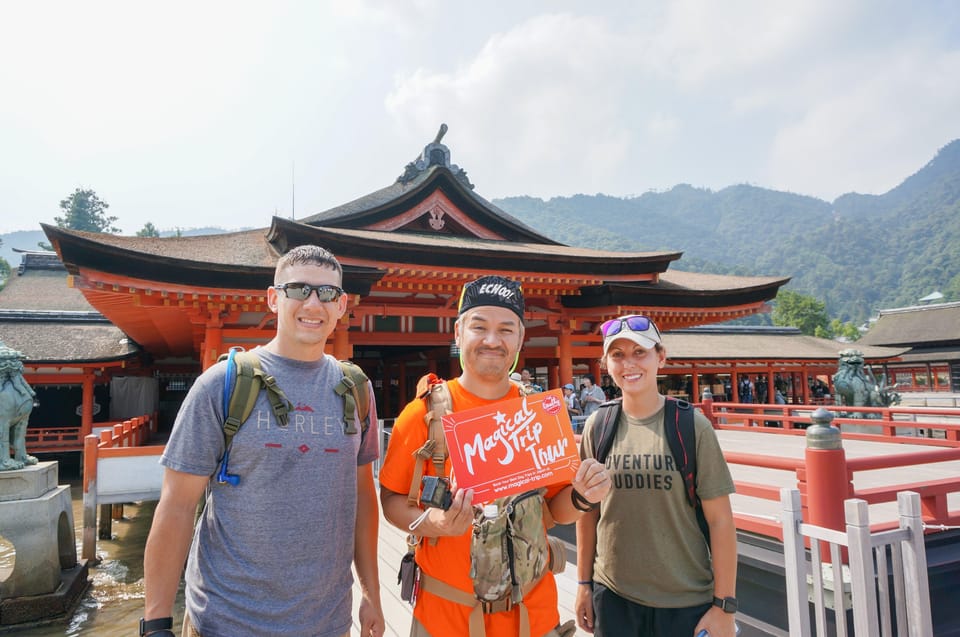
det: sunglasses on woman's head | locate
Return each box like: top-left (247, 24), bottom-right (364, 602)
top-left (600, 315), bottom-right (660, 339)
top-left (273, 282), bottom-right (344, 302)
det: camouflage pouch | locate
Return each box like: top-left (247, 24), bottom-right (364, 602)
top-left (470, 488), bottom-right (549, 603)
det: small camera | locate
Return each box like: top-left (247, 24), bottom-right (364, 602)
top-left (420, 476), bottom-right (452, 510)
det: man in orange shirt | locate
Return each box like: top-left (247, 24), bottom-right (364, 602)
top-left (379, 275), bottom-right (610, 637)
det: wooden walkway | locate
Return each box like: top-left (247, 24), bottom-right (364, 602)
top-left (350, 428), bottom-right (960, 636)
top-left (349, 507), bottom-right (589, 637)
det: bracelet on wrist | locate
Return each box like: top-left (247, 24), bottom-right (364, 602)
top-left (571, 487), bottom-right (598, 512)
top-left (577, 580), bottom-right (593, 586)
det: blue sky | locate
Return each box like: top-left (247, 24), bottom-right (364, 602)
top-left (1, 1), bottom-right (958, 234)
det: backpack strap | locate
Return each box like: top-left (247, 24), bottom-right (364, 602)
top-left (588, 396), bottom-right (711, 546)
top-left (222, 350), bottom-right (293, 448)
top-left (417, 571), bottom-right (540, 637)
top-left (663, 397), bottom-right (711, 547)
top-left (334, 360), bottom-right (370, 435)
top-left (407, 373), bottom-right (452, 508)
top-left (589, 398), bottom-right (623, 465)
top-left (213, 348), bottom-right (293, 487)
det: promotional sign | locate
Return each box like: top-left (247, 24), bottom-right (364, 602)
top-left (442, 388), bottom-right (580, 503)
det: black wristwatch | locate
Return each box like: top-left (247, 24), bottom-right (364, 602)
top-left (139, 617), bottom-right (173, 636)
top-left (713, 596), bottom-right (738, 613)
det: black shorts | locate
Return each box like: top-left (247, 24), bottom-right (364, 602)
top-left (593, 581), bottom-right (712, 637)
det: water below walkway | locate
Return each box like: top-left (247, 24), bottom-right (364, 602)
top-left (0, 457), bottom-right (185, 636)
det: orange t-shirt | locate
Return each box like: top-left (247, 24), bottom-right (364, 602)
top-left (379, 379), bottom-right (566, 637)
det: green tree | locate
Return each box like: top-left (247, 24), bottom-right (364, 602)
top-left (829, 318), bottom-right (861, 341)
top-left (136, 222), bottom-right (160, 237)
top-left (55, 188), bottom-right (119, 234)
top-left (771, 289), bottom-right (830, 336)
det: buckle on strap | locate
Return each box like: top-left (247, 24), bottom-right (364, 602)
top-left (481, 597), bottom-right (513, 614)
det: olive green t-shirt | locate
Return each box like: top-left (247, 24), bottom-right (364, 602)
top-left (581, 403), bottom-right (734, 607)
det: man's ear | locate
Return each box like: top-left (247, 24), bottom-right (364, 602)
top-left (266, 286), bottom-right (279, 313)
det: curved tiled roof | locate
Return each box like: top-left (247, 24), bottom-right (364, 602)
top-left (44, 225), bottom-right (279, 268)
top-left (663, 327), bottom-right (906, 361)
top-left (271, 219), bottom-right (678, 265)
top-left (0, 268), bottom-right (95, 312)
top-left (0, 317), bottom-right (139, 363)
top-left (300, 164), bottom-right (557, 244)
top-left (657, 270), bottom-right (788, 293)
top-left (859, 302), bottom-right (960, 347)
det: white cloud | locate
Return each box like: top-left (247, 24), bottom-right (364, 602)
top-left (1, 2), bottom-right (958, 232)
top-left (645, 0), bottom-right (850, 87)
top-left (386, 13), bottom-right (636, 197)
top-left (768, 46), bottom-right (960, 198)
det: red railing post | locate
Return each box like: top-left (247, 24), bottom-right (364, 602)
top-left (803, 407), bottom-right (852, 559)
top-left (881, 408), bottom-right (896, 437)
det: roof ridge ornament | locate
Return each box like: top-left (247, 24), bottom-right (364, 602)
top-left (397, 123), bottom-right (474, 190)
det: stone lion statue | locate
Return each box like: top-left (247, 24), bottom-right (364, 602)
top-left (832, 348), bottom-right (900, 418)
top-left (0, 341), bottom-right (38, 471)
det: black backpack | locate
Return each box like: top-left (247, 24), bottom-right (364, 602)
top-left (589, 397), bottom-right (711, 547)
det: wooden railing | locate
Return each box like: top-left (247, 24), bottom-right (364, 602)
top-left (81, 414), bottom-right (164, 561)
top-left (695, 399), bottom-right (960, 541)
top-left (702, 400), bottom-right (960, 446)
top-left (24, 426), bottom-right (85, 452)
top-left (27, 414), bottom-right (160, 453)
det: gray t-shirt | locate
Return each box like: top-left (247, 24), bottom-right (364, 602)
top-left (581, 385), bottom-right (606, 417)
top-left (161, 349), bottom-right (379, 637)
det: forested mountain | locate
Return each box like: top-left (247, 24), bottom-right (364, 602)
top-left (5, 142), bottom-right (958, 325)
top-left (495, 139), bottom-right (960, 324)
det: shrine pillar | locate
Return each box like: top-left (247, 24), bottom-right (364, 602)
top-left (590, 361), bottom-right (602, 386)
top-left (548, 366), bottom-right (559, 392)
top-left (333, 320), bottom-right (351, 360)
top-left (203, 322), bottom-right (223, 371)
top-left (558, 325), bottom-right (573, 384)
top-left (81, 371), bottom-right (95, 438)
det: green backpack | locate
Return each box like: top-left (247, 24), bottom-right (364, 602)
top-left (215, 347), bottom-right (371, 486)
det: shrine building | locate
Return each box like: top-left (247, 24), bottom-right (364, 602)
top-left (10, 128), bottom-right (908, 441)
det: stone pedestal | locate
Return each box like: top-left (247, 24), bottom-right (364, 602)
top-left (0, 461), bottom-right (88, 626)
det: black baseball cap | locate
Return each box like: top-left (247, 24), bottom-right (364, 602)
top-left (457, 275), bottom-right (524, 320)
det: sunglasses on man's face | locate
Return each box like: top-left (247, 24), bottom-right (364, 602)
top-left (600, 315), bottom-right (660, 339)
top-left (273, 282), bottom-right (344, 303)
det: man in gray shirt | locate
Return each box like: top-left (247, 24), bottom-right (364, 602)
top-left (580, 374), bottom-right (607, 417)
top-left (142, 245), bottom-right (383, 637)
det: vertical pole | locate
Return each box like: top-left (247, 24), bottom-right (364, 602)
top-left (781, 488), bottom-right (811, 637)
top-left (701, 388), bottom-right (716, 427)
top-left (82, 434), bottom-right (99, 562)
top-left (899, 491), bottom-right (933, 637)
top-left (845, 498), bottom-right (878, 636)
top-left (804, 408), bottom-right (851, 558)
